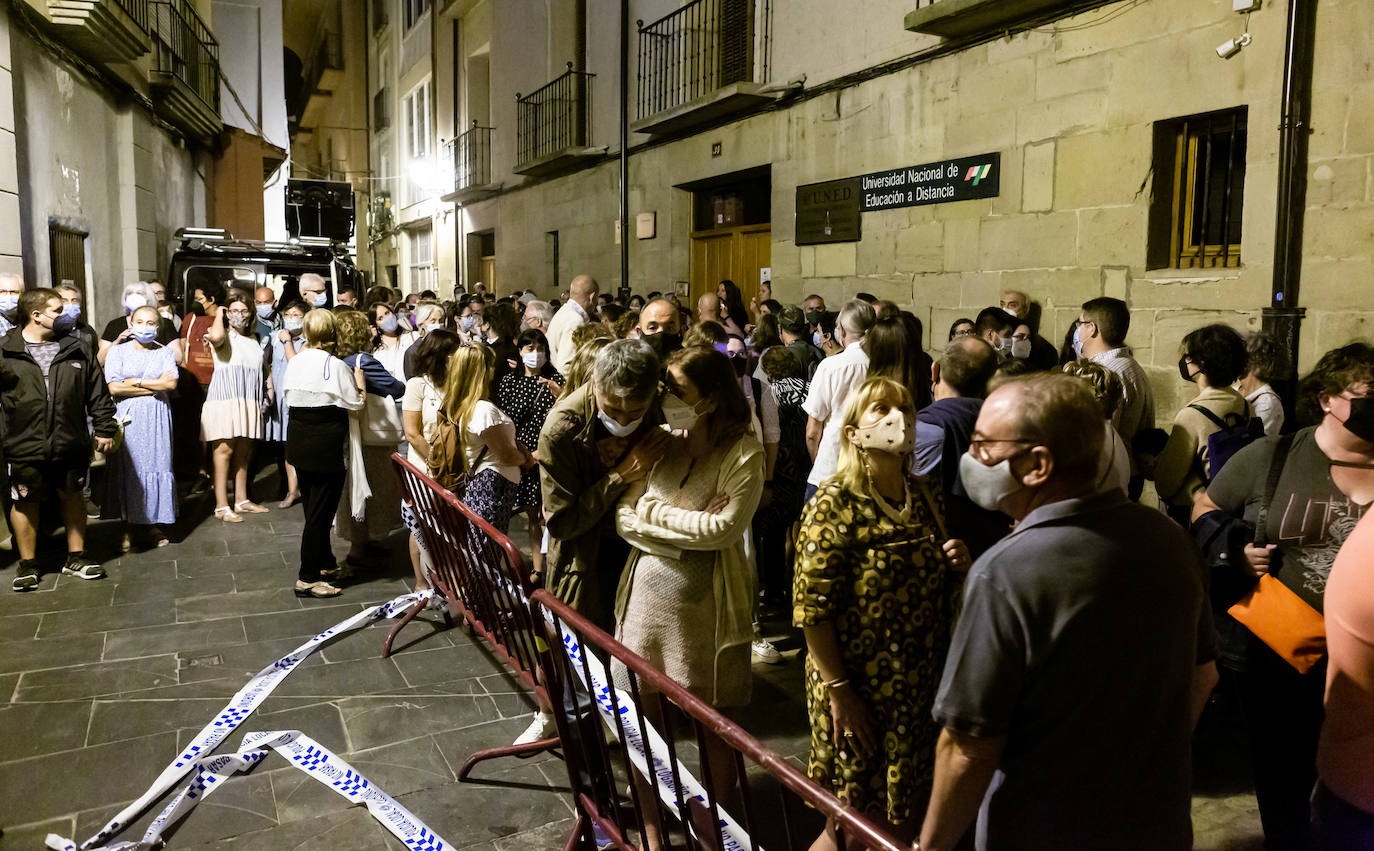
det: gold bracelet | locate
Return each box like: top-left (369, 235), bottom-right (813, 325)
top-left (823, 677), bottom-right (849, 691)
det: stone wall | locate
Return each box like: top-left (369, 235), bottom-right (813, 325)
top-left (462, 0), bottom-right (1374, 424)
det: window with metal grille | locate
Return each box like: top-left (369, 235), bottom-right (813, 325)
top-left (408, 224), bottom-right (434, 293)
top-left (402, 0), bottom-right (428, 31)
top-left (1148, 107), bottom-right (1247, 270)
top-left (49, 224), bottom-right (89, 301)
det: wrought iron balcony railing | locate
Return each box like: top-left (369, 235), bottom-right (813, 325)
top-left (636, 0), bottom-right (771, 121)
top-left (515, 64), bottom-right (595, 171)
top-left (447, 122), bottom-right (493, 195)
top-left (149, 0), bottom-right (221, 137)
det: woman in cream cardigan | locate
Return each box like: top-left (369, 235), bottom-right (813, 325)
top-left (614, 345), bottom-right (764, 841)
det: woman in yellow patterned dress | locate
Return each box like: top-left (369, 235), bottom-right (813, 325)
top-left (794, 376), bottom-right (971, 848)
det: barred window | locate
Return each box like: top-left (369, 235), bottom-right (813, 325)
top-left (1148, 107), bottom-right (1247, 270)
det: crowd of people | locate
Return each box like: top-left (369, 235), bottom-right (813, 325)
top-left (0, 268), bottom-right (1369, 849)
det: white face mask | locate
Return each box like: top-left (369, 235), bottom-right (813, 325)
top-left (662, 395), bottom-right (698, 431)
top-left (958, 452), bottom-right (1025, 514)
top-left (124, 294), bottom-right (148, 313)
top-left (852, 408), bottom-right (915, 455)
top-left (522, 351), bottom-right (547, 370)
top-left (1011, 338), bottom-right (1032, 360)
top-left (597, 409), bottom-right (643, 438)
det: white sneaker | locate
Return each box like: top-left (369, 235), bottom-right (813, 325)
top-left (512, 710), bottom-right (558, 746)
top-left (752, 638), bottom-right (784, 665)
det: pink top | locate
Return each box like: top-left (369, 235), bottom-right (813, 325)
top-left (1318, 509), bottom-right (1374, 814)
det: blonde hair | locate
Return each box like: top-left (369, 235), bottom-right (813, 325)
top-left (565, 336), bottom-right (613, 394)
top-left (440, 344), bottom-right (495, 474)
top-left (301, 307), bottom-right (338, 355)
top-left (333, 309), bottom-right (373, 359)
top-left (829, 376), bottom-right (916, 500)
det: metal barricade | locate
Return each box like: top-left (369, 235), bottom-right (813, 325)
top-left (531, 588), bottom-right (907, 851)
top-left (389, 454), bottom-right (559, 778)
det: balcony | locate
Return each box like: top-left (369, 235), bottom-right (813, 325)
top-left (46, 0), bottom-right (152, 63)
top-left (514, 64), bottom-right (602, 177)
top-left (441, 123), bottom-right (500, 204)
top-left (373, 88), bottom-right (391, 132)
top-left (632, 0), bottom-right (775, 138)
top-left (296, 7), bottom-right (344, 131)
top-left (149, 0), bottom-right (222, 141)
top-left (904, 0), bottom-right (1095, 39)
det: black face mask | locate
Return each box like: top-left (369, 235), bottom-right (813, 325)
top-left (641, 331), bottom-right (682, 360)
top-left (1340, 396), bottom-right (1374, 443)
top-left (189, 301), bottom-right (206, 317)
top-left (1178, 356), bottom-right (1197, 383)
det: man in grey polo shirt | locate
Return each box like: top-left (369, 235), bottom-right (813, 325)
top-left (919, 373), bottom-right (1218, 851)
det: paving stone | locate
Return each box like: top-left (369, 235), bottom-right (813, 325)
top-left (0, 701), bottom-right (93, 759)
top-left (0, 815), bottom-right (76, 850)
top-left (491, 817), bottom-right (579, 851)
top-left (14, 655), bottom-right (179, 701)
top-left (0, 730), bottom-right (179, 825)
top-left (319, 619), bottom-right (454, 663)
top-left (110, 571), bottom-right (235, 605)
top-left (102, 616), bottom-right (247, 661)
top-left (241, 602), bottom-right (367, 643)
top-left (86, 697), bottom-right (230, 746)
top-left (391, 642), bottom-right (506, 689)
top-left (338, 692), bottom-right (504, 751)
top-left (0, 632), bottom-right (105, 674)
top-left (172, 635), bottom-right (306, 684)
top-left (176, 552), bottom-right (287, 580)
top-left (37, 600), bottom-right (177, 639)
top-left (187, 805), bottom-right (396, 850)
top-left (389, 760), bottom-right (570, 848)
top-left (269, 734), bottom-right (455, 826)
top-left (176, 587), bottom-right (302, 622)
top-left (0, 612), bottom-right (39, 643)
top-left (0, 581), bottom-right (117, 615)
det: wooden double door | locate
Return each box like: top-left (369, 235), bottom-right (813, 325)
top-left (688, 224), bottom-right (770, 314)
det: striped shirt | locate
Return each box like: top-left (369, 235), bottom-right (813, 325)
top-left (1091, 346), bottom-right (1155, 443)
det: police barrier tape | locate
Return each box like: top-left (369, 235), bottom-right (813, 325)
top-left (46, 731), bottom-right (450, 851)
top-left (46, 590), bottom-right (433, 851)
top-left (548, 614), bottom-right (756, 851)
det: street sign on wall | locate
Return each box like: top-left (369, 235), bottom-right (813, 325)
top-left (859, 152), bottom-right (1000, 212)
top-left (795, 177), bottom-right (862, 245)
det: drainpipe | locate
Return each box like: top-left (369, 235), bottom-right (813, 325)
top-left (1264, 0), bottom-right (1318, 421)
top-left (365, 0), bottom-right (377, 286)
top-left (618, 0), bottom-right (629, 299)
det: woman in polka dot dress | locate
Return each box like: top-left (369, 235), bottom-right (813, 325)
top-left (793, 376), bottom-right (971, 849)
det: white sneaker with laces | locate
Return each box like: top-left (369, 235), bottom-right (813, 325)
top-left (751, 637), bottom-right (783, 665)
top-left (512, 710), bottom-right (558, 746)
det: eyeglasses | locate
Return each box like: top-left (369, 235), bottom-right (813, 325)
top-left (970, 437), bottom-right (1039, 462)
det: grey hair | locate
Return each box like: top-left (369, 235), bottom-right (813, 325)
top-left (524, 299), bottom-right (554, 327)
top-left (838, 299), bottom-right (876, 340)
top-left (299, 272), bottom-right (326, 289)
top-left (592, 338), bottom-right (661, 401)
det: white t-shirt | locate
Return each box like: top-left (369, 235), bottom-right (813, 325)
top-left (465, 399), bottom-right (521, 484)
top-left (546, 300), bottom-right (589, 375)
top-left (802, 341), bottom-right (870, 487)
top-left (373, 332), bottom-right (418, 382)
top-left (1245, 383), bottom-right (1285, 436)
top-left (402, 376), bottom-right (443, 471)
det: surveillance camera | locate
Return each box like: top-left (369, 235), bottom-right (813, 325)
top-left (1216, 32), bottom-right (1252, 59)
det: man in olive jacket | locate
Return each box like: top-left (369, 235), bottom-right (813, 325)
top-left (2, 287), bottom-right (118, 590)
top-left (538, 338), bottom-right (667, 633)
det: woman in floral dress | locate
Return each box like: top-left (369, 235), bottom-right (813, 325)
top-left (103, 306), bottom-right (178, 549)
top-left (793, 376), bottom-right (970, 849)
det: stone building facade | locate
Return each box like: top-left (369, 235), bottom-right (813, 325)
top-left (381, 0), bottom-right (1372, 417)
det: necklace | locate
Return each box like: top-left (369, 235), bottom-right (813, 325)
top-left (865, 453), bottom-right (913, 524)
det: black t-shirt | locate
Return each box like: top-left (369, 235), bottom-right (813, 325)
top-left (933, 491), bottom-right (1211, 851)
top-left (1209, 426), bottom-right (1370, 613)
top-left (101, 315), bottom-right (179, 347)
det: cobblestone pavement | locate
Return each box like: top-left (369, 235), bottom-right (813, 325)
top-left (0, 482), bottom-right (1264, 849)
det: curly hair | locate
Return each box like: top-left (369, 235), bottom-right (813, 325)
top-left (1181, 324), bottom-right (1248, 387)
top-left (1297, 342), bottom-right (1374, 424)
top-left (1244, 330), bottom-right (1291, 384)
top-left (1062, 358), bottom-right (1123, 420)
top-left (333, 309), bottom-right (374, 359)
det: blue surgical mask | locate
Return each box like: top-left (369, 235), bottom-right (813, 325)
top-left (62, 303), bottom-right (81, 319)
top-left (131, 326), bottom-right (158, 344)
top-left (460, 314), bottom-right (476, 331)
top-left (379, 314), bottom-right (399, 334)
top-left (0, 294), bottom-right (17, 313)
top-left (310, 292), bottom-right (327, 308)
top-left (1072, 326), bottom-right (1085, 358)
top-left (284, 317), bottom-right (303, 332)
top-left (256, 303), bottom-right (274, 319)
top-left (812, 331), bottom-right (824, 347)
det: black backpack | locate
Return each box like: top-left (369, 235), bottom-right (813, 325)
top-left (1188, 402), bottom-right (1265, 482)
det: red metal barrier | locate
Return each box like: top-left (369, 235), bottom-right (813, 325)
top-left (530, 588), bottom-right (908, 851)
top-left (389, 454), bottom-right (559, 779)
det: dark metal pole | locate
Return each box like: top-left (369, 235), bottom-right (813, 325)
top-left (618, 0), bottom-right (630, 300)
top-left (1264, 0), bottom-right (1318, 421)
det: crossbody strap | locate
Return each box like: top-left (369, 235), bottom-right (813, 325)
top-left (1253, 433), bottom-right (1295, 548)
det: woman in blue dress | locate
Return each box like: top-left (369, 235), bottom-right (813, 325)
top-left (103, 306), bottom-right (179, 549)
top-left (264, 300), bottom-right (307, 507)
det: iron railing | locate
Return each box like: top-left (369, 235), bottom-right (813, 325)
top-left (115, 0), bottom-right (152, 33)
top-left (516, 63), bottom-right (595, 169)
top-left (150, 0), bottom-right (220, 115)
top-left (373, 88), bottom-right (391, 131)
top-left (636, 0), bottom-right (771, 120)
top-left (299, 5), bottom-right (344, 107)
top-left (446, 122), bottom-right (493, 194)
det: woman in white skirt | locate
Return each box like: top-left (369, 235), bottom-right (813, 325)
top-left (201, 290), bottom-right (267, 522)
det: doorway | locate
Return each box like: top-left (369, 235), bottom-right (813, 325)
top-left (686, 168), bottom-right (770, 317)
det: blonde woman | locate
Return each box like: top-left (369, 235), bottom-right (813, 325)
top-left (435, 344), bottom-right (532, 532)
top-left (794, 376), bottom-right (970, 848)
top-left (282, 309), bottom-right (364, 597)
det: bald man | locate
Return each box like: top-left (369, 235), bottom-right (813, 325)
top-left (254, 286), bottom-right (281, 340)
top-left (636, 298), bottom-right (683, 360)
top-left (547, 274), bottom-right (599, 374)
top-left (1000, 289), bottom-right (1058, 369)
top-left (697, 293), bottom-right (722, 326)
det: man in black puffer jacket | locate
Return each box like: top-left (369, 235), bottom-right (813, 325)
top-left (1, 287), bottom-right (117, 590)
